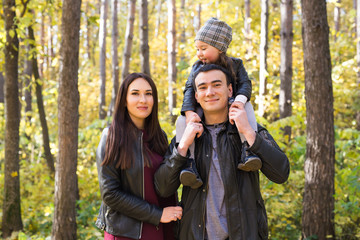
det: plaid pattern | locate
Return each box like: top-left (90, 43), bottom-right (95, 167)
top-left (195, 17), bottom-right (232, 52)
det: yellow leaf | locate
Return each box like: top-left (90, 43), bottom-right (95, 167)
top-left (11, 171), bottom-right (18, 177)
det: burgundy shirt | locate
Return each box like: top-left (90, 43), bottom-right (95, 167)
top-left (104, 132), bottom-right (175, 240)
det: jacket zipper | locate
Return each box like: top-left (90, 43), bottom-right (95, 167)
top-left (202, 128), bottom-right (213, 240)
top-left (138, 132), bottom-right (144, 239)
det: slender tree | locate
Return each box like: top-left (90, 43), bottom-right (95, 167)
top-left (301, 0), bottom-right (335, 239)
top-left (244, 0), bottom-right (251, 54)
top-left (334, 0), bottom-right (341, 41)
top-left (2, 0), bottom-right (23, 237)
top-left (108, 0), bottom-right (119, 117)
top-left (24, 43), bottom-right (33, 121)
top-left (167, 0), bottom-right (176, 122)
top-left (155, 0), bottom-right (162, 37)
top-left (51, 0), bottom-right (81, 238)
top-left (121, 0), bottom-right (136, 81)
top-left (0, 72), bottom-right (4, 103)
top-left (99, 0), bottom-right (108, 119)
top-left (140, 0), bottom-right (150, 76)
top-left (356, 0), bottom-right (360, 130)
top-left (28, 25), bottom-right (55, 173)
top-left (258, 0), bottom-right (269, 117)
top-left (196, 3), bottom-right (201, 31)
top-left (279, 0), bottom-right (293, 139)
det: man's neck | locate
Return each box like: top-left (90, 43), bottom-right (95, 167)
top-left (204, 109), bottom-right (229, 125)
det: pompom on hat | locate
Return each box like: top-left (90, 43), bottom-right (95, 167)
top-left (195, 17), bottom-right (232, 53)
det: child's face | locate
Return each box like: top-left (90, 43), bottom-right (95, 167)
top-left (195, 40), bottom-right (222, 64)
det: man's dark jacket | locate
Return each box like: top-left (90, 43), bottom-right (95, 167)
top-left (154, 123), bottom-right (290, 240)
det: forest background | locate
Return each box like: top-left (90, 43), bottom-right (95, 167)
top-left (0, 0), bottom-right (359, 239)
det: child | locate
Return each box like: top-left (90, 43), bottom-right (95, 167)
top-left (176, 17), bottom-right (261, 189)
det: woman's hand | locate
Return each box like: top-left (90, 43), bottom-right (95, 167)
top-left (160, 206), bottom-right (183, 223)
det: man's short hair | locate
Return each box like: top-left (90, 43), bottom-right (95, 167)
top-left (192, 64), bottom-right (233, 91)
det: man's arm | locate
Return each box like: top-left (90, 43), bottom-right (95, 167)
top-left (154, 137), bottom-right (188, 198)
top-left (250, 127), bottom-right (290, 184)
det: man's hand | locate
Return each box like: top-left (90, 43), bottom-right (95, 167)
top-left (229, 103), bottom-right (256, 146)
top-left (229, 101), bottom-right (245, 125)
top-left (177, 115), bottom-right (203, 157)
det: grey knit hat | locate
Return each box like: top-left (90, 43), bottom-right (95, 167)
top-left (195, 17), bottom-right (232, 52)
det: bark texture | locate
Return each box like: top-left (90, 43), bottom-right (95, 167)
top-left (279, 0), bottom-right (293, 138)
top-left (99, 0), bottom-right (108, 119)
top-left (2, 0), bottom-right (23, 237)
top-left (108, 0), bottom-right (119, 117)
top-left (121, 0), bottom-right (136, 81)
top-left (167, 0), bottom-right (176, 122)
top-left (51, 0), bottom-right (81, 238)
top-left (140, 0), bottom-right (150, 76)
top-left (301, 0), bottom-right (335, 239)
top-left (258, 0), bottom-right (269, 117)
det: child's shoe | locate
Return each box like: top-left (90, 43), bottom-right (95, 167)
top-left (237, 141), bottom-right (262, 171)
top-left (180, 158), bottom-right (203, 189)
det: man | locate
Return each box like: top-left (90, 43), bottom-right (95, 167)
top-left (155, 64), bottom-right (290, 240)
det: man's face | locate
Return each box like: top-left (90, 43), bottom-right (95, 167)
top-left (195, 69), bottom-right (233, 115)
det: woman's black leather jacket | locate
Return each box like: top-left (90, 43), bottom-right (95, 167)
top-left (95, 128), bottom-right (163, 239)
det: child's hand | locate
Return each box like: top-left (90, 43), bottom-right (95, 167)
top-left (229, 101), bottom-right (245, 124)
top-left (185, 111), bottom-right (200, 124)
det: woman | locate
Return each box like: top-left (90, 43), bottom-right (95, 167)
top-left (95, 73), bottom-right (182, 240)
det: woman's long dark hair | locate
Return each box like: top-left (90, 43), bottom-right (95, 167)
top-left (102, 73), bottom-right (168, 169)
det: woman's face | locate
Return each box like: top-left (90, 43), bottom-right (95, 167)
top-left (126, 78), bottom-right (154, 129)
top-left (195, 40), bottom-right (222, 64)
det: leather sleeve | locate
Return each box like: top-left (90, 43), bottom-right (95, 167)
top-left (249, 127), bottom-right (290, 184)
top-left (233, 58), bottom-right (252, 101)
top-left (181, 61), bottom-right (202, 114)
top-left (96, 128), bottom-right (163, 226)
top-left (154, 137), bottom-right (188, 198)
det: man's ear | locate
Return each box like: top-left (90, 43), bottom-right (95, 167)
top-left (228, 84), bottom-right (233, 98)
top-left (195, 91), bottom-right (199, 103)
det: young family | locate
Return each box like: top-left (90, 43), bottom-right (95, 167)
top-left (95, 18), bottom-right (290, 240)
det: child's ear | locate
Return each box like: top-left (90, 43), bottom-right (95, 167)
top-left (195, 91), bottom-right (199, 103)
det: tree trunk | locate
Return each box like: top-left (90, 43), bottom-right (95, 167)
top-left (51, 0), bottom-right (81, 238)
top-left (24, 43), bottom-right (33, 121)
top-left (121, 0), bottom-right (136, 81)
top-left (167, 0), bottom-right (176, 123)
top-left (0, 72), bottom-right (4, 103)
top-left (2, 0), bottom-right (23, 237)
top-left (244, 0), bottom-right (251, 54)
top-left (258, 0), bottom-right (268, 117)
top-left (180, 0), bottom-right (186, 62)
top-left (140, 0), bottom-right (150, 76)
top-left (196, 3), bottom-right (201, 31)
top-left (155, 0), bottom-right (161, 37)
top-left (108, 0), bottom-right (119, 117)
top-left (279, 0), bottom-right (293, 139)
top-left (40, 12), bottom-right (45, 76)
top-left (85, 3), bottom-right (93, 64)
top-left (334, 0), bottom-right (341, 41)
top-left (356, 0), bottom-right (360, 130)
top-left (99, 0), bottom-right (108, 119)
top-left (28, 25), bottom-right (55, 173)
top-left (301, 0), bottom-right (335, 239)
